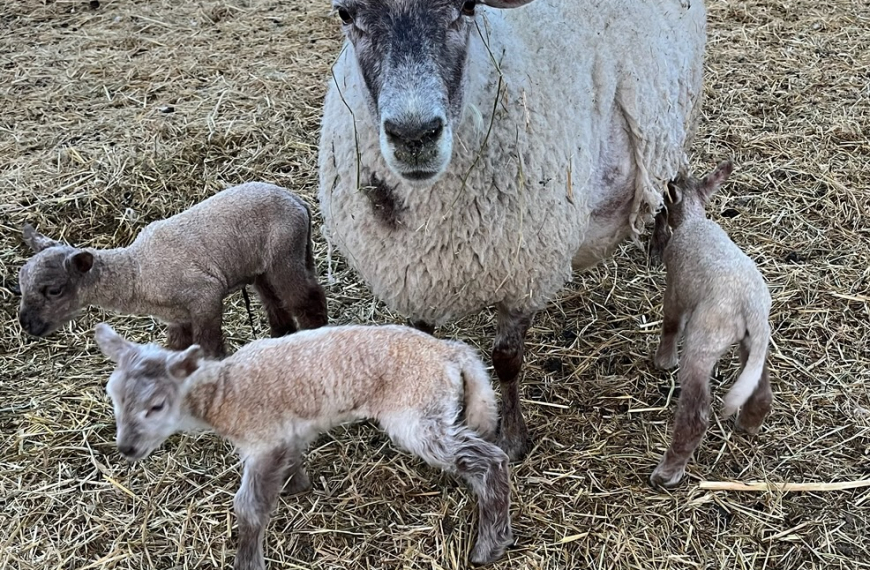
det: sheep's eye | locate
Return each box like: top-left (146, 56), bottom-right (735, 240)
top-left (45, 286), bottom-right (64, 298)
top-left (461, 1), bottom-right (476, 16)
top-left (149, 402), bottom-right (165, 414)
top-left (337, 7), bottom-right (353, 25)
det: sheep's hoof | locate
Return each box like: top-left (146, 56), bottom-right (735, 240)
top-left (232, 554), bottom-right (265, 570)
top-left (495, 430), bottom-right (530, 463)
top-left (469, 531), bottom-right (512, 566)
top-left (734, 417), bottom-right (762, 436)
top-left (653, 348), bottom-right (678, 371)
top-left (283, 469), bottom-right (312, 495)
top-left (649, 460), bottom-right (686, 489)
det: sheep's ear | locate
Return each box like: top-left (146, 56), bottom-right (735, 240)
top-left (167, 345), bottom-right (204, 380)
top-left (649, 207), bottom-right (671, 265)
top-left (95, 323), bottom-right (134, 363)
top-left (65, 251), bottom-right (94, 275)
top-left (482, 0), bottom-right (537, 8)
top-left (699, 160), bottom-right (734, 202)
top-left (22, 224), bottom-right (62, 253)
top-left (665, 181), bottom-right (682, 205)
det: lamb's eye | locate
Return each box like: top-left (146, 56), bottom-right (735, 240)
top-left (149, 402), bottom-right (165, 414)
top-left (461, 1), bottom-right (476, 16)
top-left (337, 7), bottom-right (353, 25)
top-left (45, 286), bottom-right (64, 298)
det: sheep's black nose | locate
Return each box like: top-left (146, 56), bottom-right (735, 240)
top-left (384, 117), bottom-right (444, 152)
top-left (118, 443), bottom-right (137, 457)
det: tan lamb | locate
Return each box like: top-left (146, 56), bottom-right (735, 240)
top-left (650, 161), bottom-right (773, 488)
top-left (18, 182), bottom-right (327, 356)
top-left (94, 322), bottom-right (513, 568)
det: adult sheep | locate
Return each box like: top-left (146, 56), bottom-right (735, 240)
top-left (319, 0), bottom-right (707, 460)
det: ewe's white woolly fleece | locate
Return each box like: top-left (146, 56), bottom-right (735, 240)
top-left (319, 0), bottom-right (706, 325)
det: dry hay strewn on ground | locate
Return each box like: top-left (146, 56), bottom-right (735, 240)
top-left (1, 1), bottom-right (868, 569)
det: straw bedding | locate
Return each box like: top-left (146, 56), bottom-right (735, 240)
top-left (1, 1), bottom-right (868, 568)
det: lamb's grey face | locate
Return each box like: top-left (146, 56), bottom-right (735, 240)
top-left (18, 245), bottom-right (92, 337)
top-left (105, 352), bottom-right (184, 461)
top-left (95, 324), bottom-right (203, 462)
top-left (334, 0), bottom-right (477, 184)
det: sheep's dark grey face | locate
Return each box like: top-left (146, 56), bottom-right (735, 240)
top-left (18, 246), bottom-right (91, 337)
top-left (334, 0), bottom-right (476, 184)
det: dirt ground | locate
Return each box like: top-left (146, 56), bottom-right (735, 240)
top-left (1, 1), bottom-right (868, 569)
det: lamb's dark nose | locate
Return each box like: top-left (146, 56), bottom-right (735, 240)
top-left (384, 117), bottom-right (444, 154)
top-left (118, 443), bottom-right (138, 458)
top-left (19, 311), bottom-right (48, 337)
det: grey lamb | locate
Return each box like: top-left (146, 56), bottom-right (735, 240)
top-left (650, 161), bottom-right (773, 488)
top-left (18, 182), bottom-right (327, 356)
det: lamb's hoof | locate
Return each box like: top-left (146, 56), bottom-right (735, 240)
top-left (233, 554), bottom-right (265, 570)
top-left (734, 417), bottom-right (762, 436)
top-left (495, 429), bottom-right (530, 463)
top-left (649, 460), bottom-right (685, 489)
top-left (283, 469), bottom-right (312, 495)
top-left (470, 531), bottom-right (513, 566)
top-left (654, 349), bottom-right (678, 371)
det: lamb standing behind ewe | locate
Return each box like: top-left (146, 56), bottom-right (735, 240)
top-left (650, 161), bottom-right (773, 488)
top-left (94, 323), bottom-right (512, 568)
top-left (319, 0), bottom-right (707, 459)
top-left (18, 182), bottom-right (327, 356)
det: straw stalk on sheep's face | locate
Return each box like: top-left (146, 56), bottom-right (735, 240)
top-left (332, 0), bottom-right (533, 184)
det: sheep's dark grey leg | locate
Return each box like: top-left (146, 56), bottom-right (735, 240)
top-left (492, 306), bottom-right (533, 462)
top-left (254, 276), bottom-right (297, 337)
top-left (650, 348), bottom-right (716, 488)
top-left (654, 292), bottom-right (683, 370)
top-left (735, 340), bottom-right (772, 434)
top-left (191, 300), bottom-right (226, 358)
top-left (233, 445), bottom-right (295, 570)
top-left (409, 320), bottom-right (435, 335)
top-left (166, 322), bottom-right (193, 350)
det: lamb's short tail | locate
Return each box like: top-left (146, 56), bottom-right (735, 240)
top-left (452, 342), bottom-right (498, 441)
top-left (722, 319), bottom-right (770, 417)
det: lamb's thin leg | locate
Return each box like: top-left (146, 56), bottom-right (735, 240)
top-left (166, 322), bottom-right (193, 350)
top-left (191, 300), bottom-right (226, 358)
top-left (293, 278), bottom-right (328, 330)
top-left (264, 265), bottom-right (327, 331)
top-left (253, 276), bottom-right (297, 337)
top-left (650, 344), bottom-right (718, 488)
top-left (409, 320), bottom-right (435, 335)
top-left (492, 306), bottom-right (533, 462)
top-left (283, 450), bottom-right (311, 495)
top-left (382, 414), bottom-right (512, 566)
top-left (233, 445), bottom-right (296, 570)
top-left (654, 289), bottom-right (683, 370)
top-left (735, 340), bottom-right (772, 434)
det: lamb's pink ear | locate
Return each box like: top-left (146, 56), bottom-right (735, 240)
top-left (95, 323), bottom-right (134, 363)
top-left (66, 251), bottom-right (94, 275)
top-left (481, 0), bottom-right (537, 8)
top-left (167, 345), bottom-right (204, 380)
top-left (699, 160), bottom-right (734, 202)
top-left (22, 224), bottom-right (62, 253)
